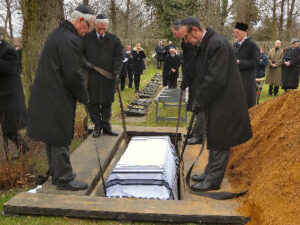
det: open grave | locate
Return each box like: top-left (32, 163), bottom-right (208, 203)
top-left (4, 126), bottom-right (250, 224)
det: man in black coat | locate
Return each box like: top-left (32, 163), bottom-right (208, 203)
top-left (233, 22), bottom-right (259, 108)
top-left (82, 14), bottom-right (123, 138)
top-left (165, 48), bottom-right (181, 88)
top-left (171, 20), bottom-right (205, 145)
top-left (181, 17), bottom-right (252, 191)
top-left (27, 5), bottom-right (95, 191)
top-left (282, 38), bottom-right (300, 91)
top-left (162, 40), bottom-right (177, 87)
top-left (0, 28), bottom-right (28, 161)
top-left (131, 43), bottom-right (146, 93)
top-left (155, 41), bottom-right (165, 69)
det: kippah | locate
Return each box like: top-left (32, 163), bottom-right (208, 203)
top-left (96, 13), bottom-right (107, 20)
top-left (75, 5), bottom-right (94, 15)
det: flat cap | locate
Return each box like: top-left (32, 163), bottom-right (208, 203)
top-left (291, 38), bottom-right (299, 43)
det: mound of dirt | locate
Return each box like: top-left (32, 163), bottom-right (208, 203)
top-left (226, 90), bottom-right (300, 225)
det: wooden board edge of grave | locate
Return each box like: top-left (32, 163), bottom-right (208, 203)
top-left (3, 192), bottom-right (250, 224)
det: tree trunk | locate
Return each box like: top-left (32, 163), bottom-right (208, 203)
top-left (278, 0), bottom-right (285, 40)
top-left (5, 0), bottom-right (14, 39)
top-left (271, 0), bottom-right (277, 41)
top-left (83, 0), bottom-right (88, 5)
top-left (109, 0), bottom-right (117, 34)
top-left (124, 0), bottom-right (130, 39)
top-left (286, 0), bottom-right (295, 38)
top-left (21, 0), bottom-right (64, 92)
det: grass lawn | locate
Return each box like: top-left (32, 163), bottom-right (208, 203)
top-left (0, 66), bottom-right (288, 224)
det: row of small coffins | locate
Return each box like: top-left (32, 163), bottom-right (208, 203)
top-left (125, 73), bottom-right (162, 116)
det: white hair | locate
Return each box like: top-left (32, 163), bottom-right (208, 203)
top-left (95, 19), bottom-right (109, 25)
top-left (70, 10), bottom-right (95, 22)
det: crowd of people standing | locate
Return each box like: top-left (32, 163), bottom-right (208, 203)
top-left (0, 3), bottom-right (299, 193)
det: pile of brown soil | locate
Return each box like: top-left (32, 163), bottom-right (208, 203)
top-left (226, 90), bottom-right (300, 225)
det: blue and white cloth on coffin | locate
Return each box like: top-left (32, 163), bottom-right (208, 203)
top-left (106, 136), bottom-right (179, 200)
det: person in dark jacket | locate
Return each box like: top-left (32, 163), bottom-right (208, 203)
top-left (181, 17), bottom-right (252, 192)
top-left (256, 47), bottom-right (268, 78)
top-left (171, 19), bottom-right (205, 145)
top-left (165, 48), bottom-right (181, 88)
top-left (282, 38), bottom-right (300, 91)
top-left (15, 44), bottom-right (22, 74)
top-left (233, 22), bottom-right (259, 108)
top-left (155, 41), bottom-right (165, 69)
top-left (82, 14), bottom-right (123, 138)
top-left (120, 49), bottom-right (127, 91)
top-left (0, 28), bottom-right (28, 161)
top-left (162, 40), bottom-right (176, 87)
top-left (27, 5), bottom-right (95, 191)
top-left (131, 43), bottom-right (146, 93)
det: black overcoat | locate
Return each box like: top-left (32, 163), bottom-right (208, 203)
top-left (165, 54), bottom-right (181, 78)
top-left (0, 40), bottom-right (27, 133)
top-left (155, 45), bottom-right (165, 61)
top-left (131, 50), bottom-right (146, 75)
top-left (282, 47), bottom-right (300, 89)
top-left (82, 30), bottom-right (123, 104)
top-left (193, 29), bottom-right (252, 150)
top-left (233, 38), bottom-right (259, 108)
top-left (27, 20), bottom-right (89, 146)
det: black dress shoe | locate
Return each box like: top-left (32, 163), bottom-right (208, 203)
top-left (191, 173), bottom-right (206, 182)
top-left (103, 130), bottom-right (118, 136)
top-left (191, 181), bottom-right (220, 192)
top-left (92, 128), bottom-right (101, 138)
top-left (187, 137), bottom-right (203, 145)
top-left (57, 180), bottom-right (88, 191)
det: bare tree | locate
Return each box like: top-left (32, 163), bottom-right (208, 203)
top-left (21, 0), bottom-right (64, 91)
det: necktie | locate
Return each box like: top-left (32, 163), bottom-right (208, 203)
top-left (236, 43), bottom-right (241, 48)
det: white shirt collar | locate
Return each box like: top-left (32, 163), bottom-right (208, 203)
top-left (238, 37), bottom-right (247, 45)
top-left (96, 32), bottom-right (105, 39)
top-left (197, 30), bottom-right (207, 47)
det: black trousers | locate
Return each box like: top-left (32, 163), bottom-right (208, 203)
top-left (201, 148), bottom-right (230, 186)
top-left (157, 59), bottom-right (163, 69)
top-left (191, 111), bottom-right (206, 139)
top-left (46, 144), bottom-right (75, 184)
top-left (120, 76), bottom-right (126, 90)
top-left (167, 73), bottom-right (177, 89)
top-left (269, 85), bottom-right (279, 96)
top-left (127, 66), bottom-right (133, 88)
top-left (134, 73), bottom-right (141, 91)
top-left (88, 102), bottom-right (112, 131)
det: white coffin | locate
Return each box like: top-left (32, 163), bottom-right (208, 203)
top-left (106, 136), bottom-right (179, 200)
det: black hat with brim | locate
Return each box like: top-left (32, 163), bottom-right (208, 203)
top-left (235, 22), bottom-right (248, 31)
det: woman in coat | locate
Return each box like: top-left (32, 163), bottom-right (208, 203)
top-left (0, 35), bottom-right (28, 161)
top-left (131, 43), bottom-right (146, 93)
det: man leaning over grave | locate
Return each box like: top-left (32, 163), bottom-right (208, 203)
top-left (27, 5), bottom-right (95, 191)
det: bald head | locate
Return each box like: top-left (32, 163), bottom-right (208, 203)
top-left (275, 40), bottom-right (281, 48)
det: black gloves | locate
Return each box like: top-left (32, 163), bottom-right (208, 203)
top-left (83, 61), bottom-right (94, 70)
top-left (192, 101), bottom-right (203, 114)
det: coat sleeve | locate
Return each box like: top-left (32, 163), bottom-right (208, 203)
top-left (58, 37), bottom-right (88, 104)
top-left (290, 48), bottom-right (300, 67)
top-left (238, 42), bottom-right (259, 70)
top-left (196, 40), bottom-right (229, 106)
top-left (0, 46), bottom-right (18, 76)
top-left (112, 37), bottom-right (123, 78)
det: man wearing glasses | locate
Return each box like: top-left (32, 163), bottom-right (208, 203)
top-left (27, 5), bottom-right (95, 191)
top-left (180, 17), bottom-right (252, 192)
